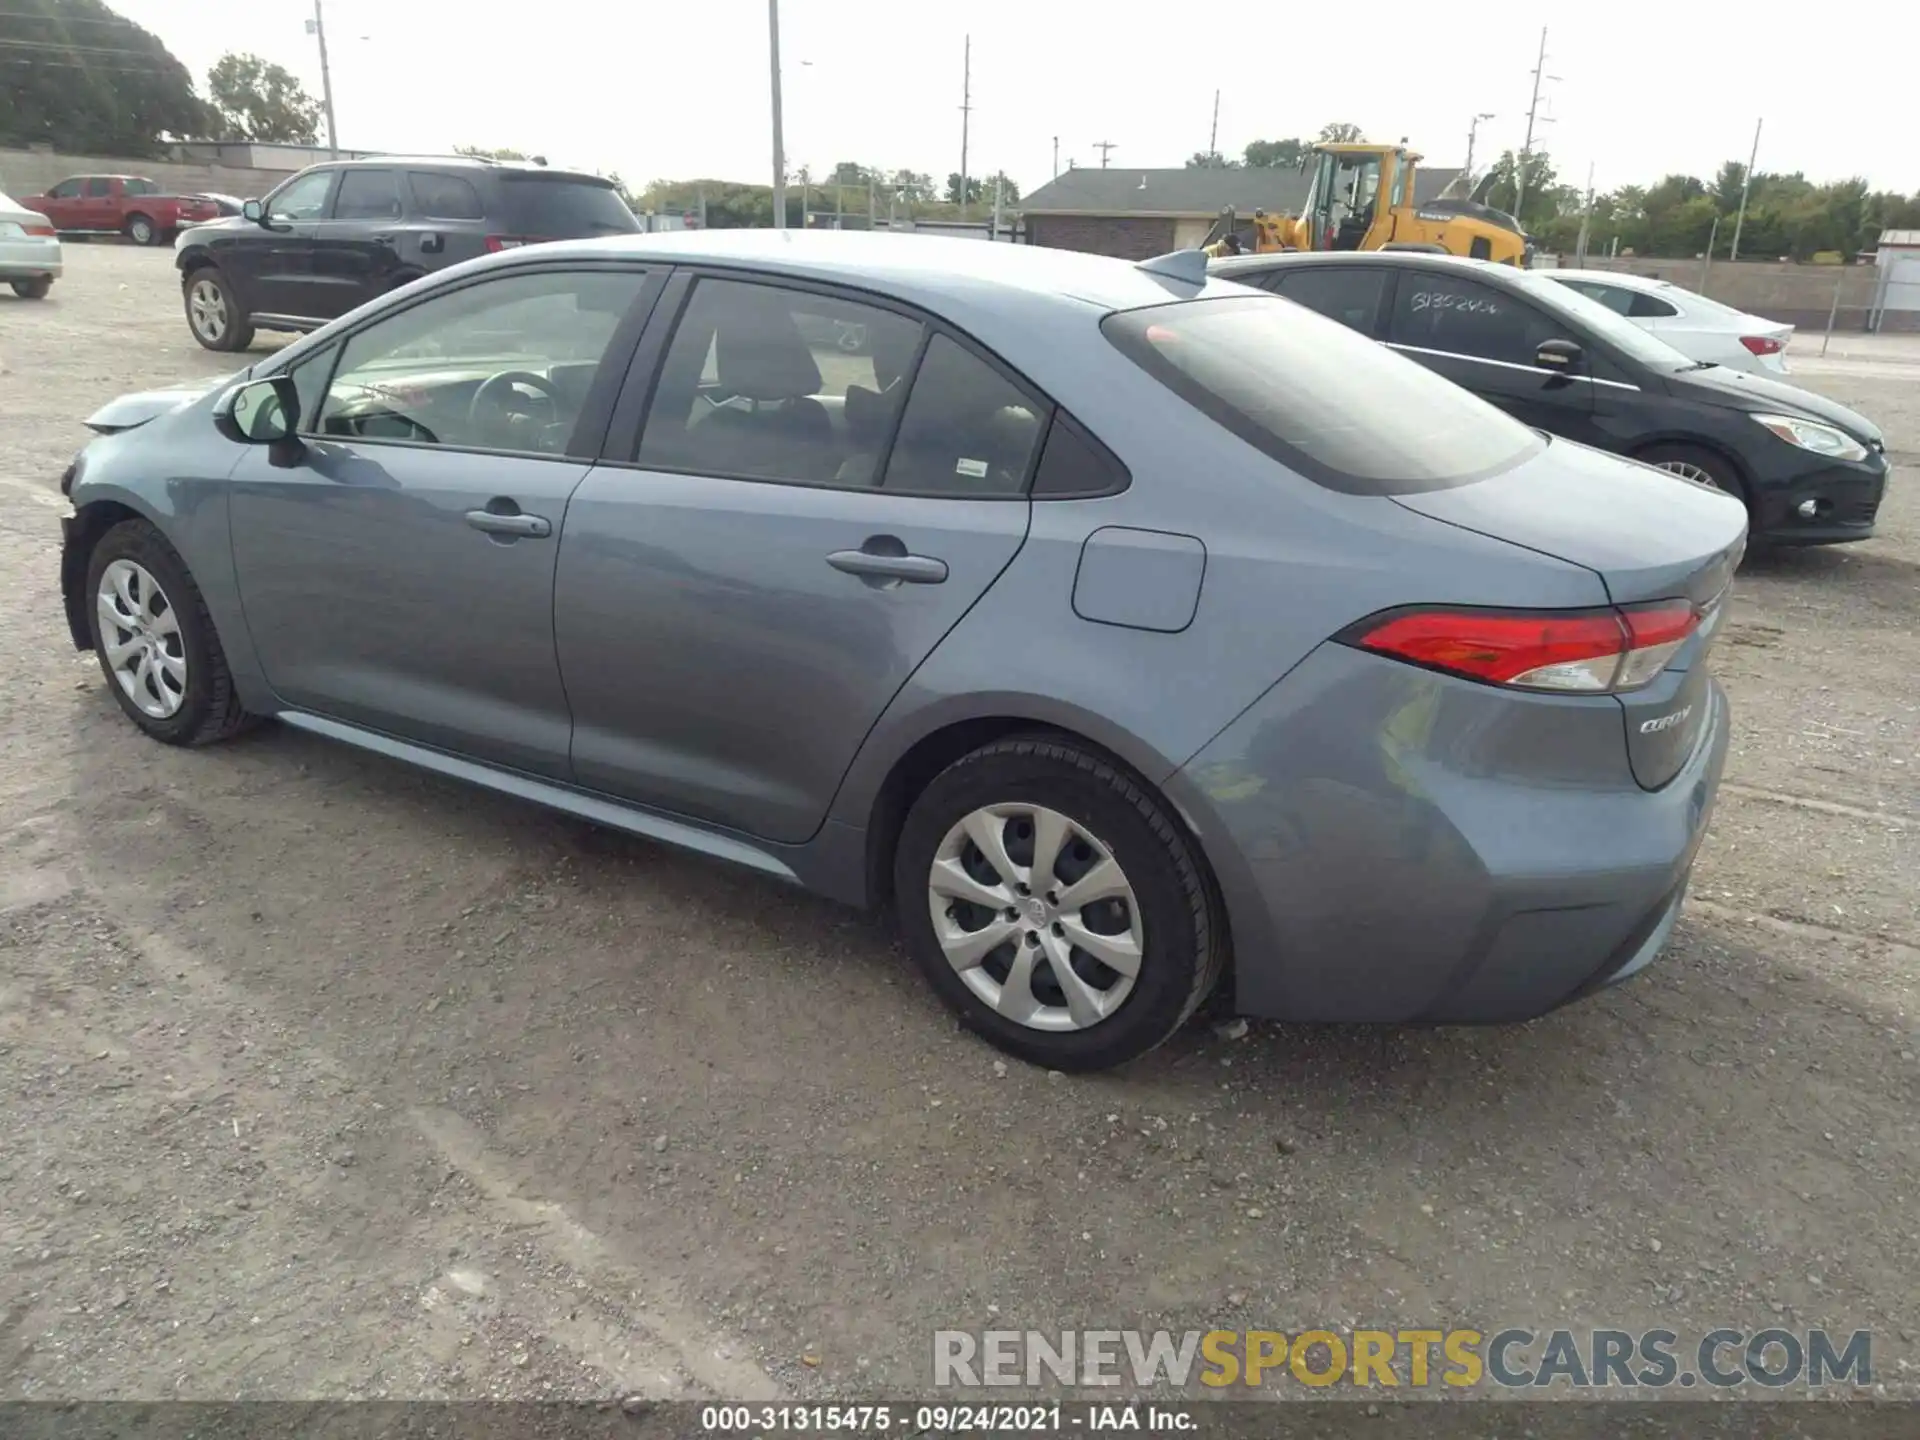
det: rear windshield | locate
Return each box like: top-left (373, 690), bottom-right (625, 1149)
top-left (497, 175), bottom-right (639, 237)
top-left (1103, 294), bottom-right (1542, 495)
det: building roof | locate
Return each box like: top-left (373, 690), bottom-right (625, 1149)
top-left (1877, 229), bottom-right (1920, 247)
top-left (1020, 163), bottom-right (1463, 217)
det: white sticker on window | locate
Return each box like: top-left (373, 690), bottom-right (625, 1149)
top-left (956, 458), bottom-right (989, 478)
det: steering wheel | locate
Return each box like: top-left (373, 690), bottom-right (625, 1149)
top-left (468, 370), bottom-right (562, 447)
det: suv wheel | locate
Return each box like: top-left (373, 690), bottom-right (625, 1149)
top-left (10, 276), bottom-right (52, 300)
top-left (894, 735), bottom-right (1226, 1071)
top-left (125, 213), bottom-right (158, 246)
top-left (85, 520), bottom-right (256, 745)
top-left (183, 266), bottom-right (255, 352)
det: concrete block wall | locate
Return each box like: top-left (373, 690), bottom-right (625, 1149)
top-left (0, 146), bottom-right (290, 202)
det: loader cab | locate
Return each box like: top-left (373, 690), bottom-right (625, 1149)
top-left (1299, 144), bottom-right (1418, 251)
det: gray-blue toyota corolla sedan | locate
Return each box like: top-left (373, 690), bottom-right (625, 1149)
top-left (58, 231), bottom-right (1744, 1070)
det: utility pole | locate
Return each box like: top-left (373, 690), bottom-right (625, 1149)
top-left (1093, 140), bottom-right (1117, 168)
top-left (306, 1), bottom-right (339, 157)
top-left (992, 174), bottom-right (1004, 242)
top-left (1514, 27), bottom-right (1554, 221)
top-left (1730, 117), bottom-right (1762, 262)
top-left (1052, 135), bottom-right (1059, 179)
top-left (1464, 111), bottom-right (1494, 183)
top-left (868, 175), bottom-right (876, 230)
top-left (768, 0), bottom-right (787, 228)
top-left (958, 34), bottom-right (972, 218)
top-left (1574, 160), bottom-right (1595, 265)
top-left (799, 165), bottom-right (810, 228)
top-left (1209, 89), bottom-right (1220, 158)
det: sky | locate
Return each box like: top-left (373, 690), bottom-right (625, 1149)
top-left (110, 0), bottom-right (1917, 198)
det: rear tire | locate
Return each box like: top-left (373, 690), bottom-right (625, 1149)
top-left (85, 519), bottom-right (257, 746)
top-left (125, 212), bottom-right (158, 246)
top-left (10, 276), bottom-right (52, 299)
top-left (182, 265), bottom-right (255, 352)
top-left (894, 735), bottom-right (1226, 1072)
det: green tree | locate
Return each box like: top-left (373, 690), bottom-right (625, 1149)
top-left (206, 51), bottom-right (320, 144)
top-left (1186, 150), bottom-right (1237, 169)
top-left (0, 0), bottom-right (207, 154)
top-left (890, 169), bottom-right (935, 202)
top-left (1317, 121), bottom-right (1364, 143)
top-left (945, 172), bottom-right (982, 205)
top-left (1482, 150), bottom-right (1563, 227)
top-left (1243, 137), bottom-right (1306, 168)
top-left (1711, 160), bottom-right (1747, 215)
top-left (454, 144), bottom-right (530, 161)
top-left (829, 160), bottom-right (873, 187)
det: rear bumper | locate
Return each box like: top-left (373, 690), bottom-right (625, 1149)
top-left (0, 237), bottom-right (62, 278)
top-left (1168, 644), bottom-right (1730, 1024)
top-left (1749, 453), bottom-right (1887, 545)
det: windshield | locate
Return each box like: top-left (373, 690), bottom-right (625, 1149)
top-left (1104, 294), bottom-right (1543, 495)
top-left (498, 176), bottom-right (640, 237)
top-left (1519, 272), bottom-right (1698, 368)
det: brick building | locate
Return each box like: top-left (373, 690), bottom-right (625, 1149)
top-left (1021, 164), bottom-right (1462, 259)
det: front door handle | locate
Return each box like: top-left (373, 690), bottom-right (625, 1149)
top-left (465, 509), bottom-right (551, 539)
top-left (827, 545), bottom-right (948, 586)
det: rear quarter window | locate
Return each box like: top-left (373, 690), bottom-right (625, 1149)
top-left (498, 177), bottom-right (639, 237)
top-left (1103, 294), bottom-right (1542, 496)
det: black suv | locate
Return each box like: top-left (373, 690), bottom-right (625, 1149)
top-left (176, 156), bottom-right (639, 352)
top-left (1210, 251), bottom-right (1889, 546)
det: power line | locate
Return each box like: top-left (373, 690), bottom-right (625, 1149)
top-left (0, 36), bottom-right (171, 55)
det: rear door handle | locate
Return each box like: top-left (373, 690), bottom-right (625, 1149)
top-left (827, 548), bottom-right (948, 585)
top-left (465, 509), bottom-right (551, 539)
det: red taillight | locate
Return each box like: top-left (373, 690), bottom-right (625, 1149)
top-left (485, 235), bottom-right (550, 252)
top-left (1740, 335), bottom-right (1784, 356)
top-left (1348, 602), bottom-right (1700, 693)
top-left (24, 222), bottom-right (55, 237)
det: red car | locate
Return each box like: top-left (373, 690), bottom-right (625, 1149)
top-left (19, 175), bottom-right (221, 246)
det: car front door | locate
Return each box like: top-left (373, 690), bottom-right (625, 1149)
top-left (555, 273), bottom-right (1043, 844)
top-left (1382, 268), bottom-right (1603, 444)
top-left (239, 168), bottom-right (338, 321)
top-left (39, 178), bottom-right (84, 229)
top-left (307, 167), bottom-right (406, 319)
top-left (226, 264), bottom-right (660, 777)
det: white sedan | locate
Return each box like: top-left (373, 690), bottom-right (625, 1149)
top-left (1548, 268), bottom-right (1793, 377)
top-left (0, 188), bottom-right (62, 299)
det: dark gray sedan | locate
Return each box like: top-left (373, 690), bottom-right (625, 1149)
top-left (57, 232), bottom-right (1745, 1070)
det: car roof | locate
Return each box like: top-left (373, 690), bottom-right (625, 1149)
top-left (1211, 250), bottom-right (1526, 282)
top-left (511, 230), bottom-right (1252, 319)
top-left (311, 155), bottom-right (609, 182)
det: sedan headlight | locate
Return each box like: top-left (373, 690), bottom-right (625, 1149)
top-left (1751, 412), bottom-right (1867, 462)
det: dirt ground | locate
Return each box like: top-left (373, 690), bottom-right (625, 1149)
top-left (1, 244), bottom-right (1915, 1404)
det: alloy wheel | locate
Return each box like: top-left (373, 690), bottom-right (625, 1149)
top-left (927, 803), bottom-right (1143, 1032)
top-left (96, 559), bottom-right (186, 719)
top-left (1656, 459), bottom-right (1721, 490)
top-left (188, 279), bottom-right (227, 343)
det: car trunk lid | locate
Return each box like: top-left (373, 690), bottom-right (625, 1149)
top-left (1391, 436), bottom-right (1746, 789)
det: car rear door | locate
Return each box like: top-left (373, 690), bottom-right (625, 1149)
top-left (78, 177), bottom-right (116, 231)
top-left (227, 263), bottom-right (662, 777)
top-left (1381, 267), bottom-right (1607, 447)
top-left (554, 272), bottom-right (1041, 844)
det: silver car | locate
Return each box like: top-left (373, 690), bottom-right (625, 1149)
top-left (57, 232), bottom-right (1745, 1070)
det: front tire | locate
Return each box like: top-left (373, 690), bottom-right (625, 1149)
top-left (182, 265), bottom-right (255, 352)
top-left (85, 519), bottom-right (256, 746)
top-left (10, 276), bottom-right (52, 299)
top-left (894, 735), bottom-right (1226, 1071)
top-left (1639, 443), bottom-right (1747, 503)
top-left (125, 212), bottom-right (158, 246)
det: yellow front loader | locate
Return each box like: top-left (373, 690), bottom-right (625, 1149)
top-left (1201, 142), bottom-right (1529, 265)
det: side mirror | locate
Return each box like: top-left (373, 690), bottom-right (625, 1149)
top-left (1536, 338), bottom-right (1583, 372)
top-left (215, 376), bottom-right (300, 445)
top-left (242, 198), bottom-right (266, 224)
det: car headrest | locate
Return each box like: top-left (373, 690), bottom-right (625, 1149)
top-left (712, 288), bottom-right (824, 401)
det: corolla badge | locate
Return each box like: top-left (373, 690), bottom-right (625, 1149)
top-left (1640, 706), bottom-right (1694, 735)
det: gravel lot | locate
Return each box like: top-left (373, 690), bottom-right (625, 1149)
top-left (1, 244), bottom-right (1916, 1403)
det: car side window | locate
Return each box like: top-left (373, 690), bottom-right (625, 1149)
top-left (49, 179), bottom-right (83, 199)
top-left (1563, 281), bottom-right (1633, 315)
top-left (124, 178), bottom-right (158, 197)
top-left (1274, 267), bottom-right (1388, 334)
top-left (637, 277), bottom-right (926, 489)
top-left (880, 336), bottom-right (1044, 495)
top-left (84, 177), bottom-right (112, 197)
top-left (1626, 290), bottom-right (1680, 319)
top-left (269, 170), bottom-right (336, 222)
top-left (408, 172), bottom-right (484, 221)
top-left (1388, 273), bottom-right (1561, 368)
top-left (332, 169), bottom-right (402, 221)
top-left (313, 269), bottom-right (648, 454)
